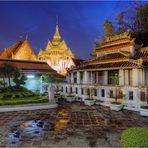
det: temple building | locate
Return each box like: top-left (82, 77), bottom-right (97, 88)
top-left (59, 31), bottom-right (148, 111)
top-left (0, 35), bottom-right (36, 61)
top-left (0, 18), bottom-right (80, 75)
top-left (38, 18), bottom-right (76, 75)
top-left (0, 36), bottom-right (59, 93)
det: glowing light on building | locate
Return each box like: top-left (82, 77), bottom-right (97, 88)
top-left (27, 75), bottom-right (35, 78)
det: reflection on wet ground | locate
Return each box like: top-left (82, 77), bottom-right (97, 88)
top-left (4, 103), bottom-right (148, 147)
top-left (8, 119), bottom-right (51, 146)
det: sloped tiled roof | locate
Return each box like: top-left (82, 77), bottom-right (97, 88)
top-left (0, 59), bottom-right (57, 74)
top-left (0, 40), bottom-right (23, 59)
top-left (90, 52), bottom-right (128, 64)
top-left (74, 61), bottom-right (138, 71)
top-left (132, 51), bottom-right (148, 59)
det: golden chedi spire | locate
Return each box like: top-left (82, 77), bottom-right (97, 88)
top-left (52, 16), bottom-right (61, 44)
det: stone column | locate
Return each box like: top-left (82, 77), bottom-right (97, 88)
top-left (119, 70), bottom-right (124, 85)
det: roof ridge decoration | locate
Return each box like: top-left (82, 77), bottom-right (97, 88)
top-left (119, 50), bottom-right (130, 57)
top-left (101, 30), bottom-right (132, 44)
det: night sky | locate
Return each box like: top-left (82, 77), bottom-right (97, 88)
top-left (0, 1), bottom-right (132, 59)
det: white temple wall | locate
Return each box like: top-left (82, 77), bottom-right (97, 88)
top-left (58, 67), bottom-right (148, 111)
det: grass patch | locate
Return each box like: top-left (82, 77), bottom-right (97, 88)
top-left (121, 127), bottom-right (148, 147)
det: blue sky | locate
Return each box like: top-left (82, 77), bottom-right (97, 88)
top-left (0, 1), bottom-right (132, 59)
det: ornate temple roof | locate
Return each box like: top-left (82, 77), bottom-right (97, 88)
top-left (12, 36), bottom-right (36, 61)
top-left (69, 31), bottom-right (148, 72)
top-left (38, 19), bottom-right (75, 60)
top-left (0, 35), bottom-right (36, 61)
top-left (0, 40), bottom-right (23, 59)
top-left (95, 31), bottom-right (135, 54)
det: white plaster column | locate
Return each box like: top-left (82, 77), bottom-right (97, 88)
top-left (104, 71), bottom-right (108, 85)
top-left (119, 69), bottom-right (124, 85)
top-left (71, 72), bottom-right (74, 83)
top-left (143, 68), bottom-right (145, 86)
top-left (133, 69), bottom-right (139, 86)
top-left (133, 88), bottom-right (141, 109)
top-left (77, 71), bottom-right (80, 84)
top-left (90, 71), bottom-right (93, 84)
top-left (84, 71), bottom-right (89, 84)
top-left (96, 71), bottom-right (99, 84)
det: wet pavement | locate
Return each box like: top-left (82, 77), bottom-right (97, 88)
top-left (0, 102), bottom-right (148, 147)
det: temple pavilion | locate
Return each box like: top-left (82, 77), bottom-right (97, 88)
top-left (59, 31), bottom-right (148, 111)
top-left (0, 18), bottom-right (79, 76)
top-left (38, 18), bottom-right (76, 75)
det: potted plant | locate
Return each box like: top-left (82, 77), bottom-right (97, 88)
top-left (140, 89), bottom-right (148, 116)
top-left (109, 73), bottom-right (124, 111)
top-left (84, 86), bottom-right (96, 106)
top-left (110, 90), bottom-right (124, 111)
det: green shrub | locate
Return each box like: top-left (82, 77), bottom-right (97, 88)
top-left (121, 127), bottom-right (148, 147)
top-left (111, 101), bottom-right (122, 105)
top-left (0, 96), bottom-right (48, 105)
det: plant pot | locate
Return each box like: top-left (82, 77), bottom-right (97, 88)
top-left (140, 107), bottom-right (148, 117)
top-left (84, 99), bottom-right (95, 106)
top-left (66, 96), bottom-right (75, 102)
top-left (110, 103), bottom-right (123, 111)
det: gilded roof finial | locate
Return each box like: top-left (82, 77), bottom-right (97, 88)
top-left (26, 33), bottom-right (28, 40)
top-left (52, 16), bottom-right (61, 43)
top-left (20, 33), bottom-right (23, 41)
top-left (56, 15), bottom-right (58, 26)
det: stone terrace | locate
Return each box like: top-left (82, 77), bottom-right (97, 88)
top-left (0, 102), bottom-right (147, 147)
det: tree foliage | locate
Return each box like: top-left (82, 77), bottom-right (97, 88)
top-left (104, 19), bottom-right (115, 36)
top-left (0, 63), bottom-right (26, 88)
top-left (0, 63), bottom-right (18, 87)
top-left (115, 2), bottom-right (148, 46)
top-left (13, 70), bottom-right (27, 88)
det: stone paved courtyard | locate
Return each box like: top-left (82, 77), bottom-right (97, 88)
top-left (0, 102), bottom-right (148, 147)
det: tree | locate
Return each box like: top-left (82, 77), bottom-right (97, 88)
top-left (110, 73), bottom-right (124, 103)
top-left (0, 63), bottom-right (18, 87)
top-left (0, 67), bottom-right (6, 88)
top-left (115, 2), bottom-right (148, 45)
top-left (13, 70), bottom-right (27, 88)
top-left (104, 19), bottom-right (115, 36)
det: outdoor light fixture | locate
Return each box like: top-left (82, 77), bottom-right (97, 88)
top-left (27, 75), bottom-right (35, 78)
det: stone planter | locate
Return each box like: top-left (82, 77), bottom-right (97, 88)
top-left (66, 96), bottom-right (75, 102)
top-left (84, 99), bottom-right (95, 106)
top-left (140, 108), bottom-right (148, 117)
top-left (110, 103), bottom-right (123, 111)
